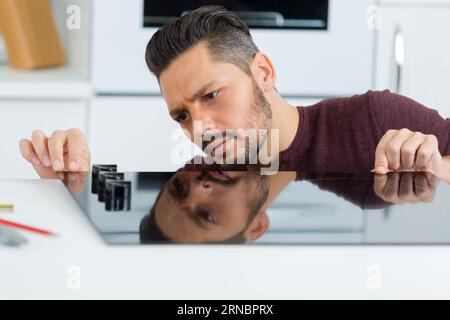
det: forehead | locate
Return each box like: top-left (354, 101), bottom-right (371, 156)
top-left (159, 42), bottom-right (241, 106)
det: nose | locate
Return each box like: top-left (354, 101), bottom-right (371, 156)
top-left (190, 108), bottom-right (221, 148)
top-left (190, 108), bottom-right (216, 134)
top-left (191, 174), bottom-right (214, 195)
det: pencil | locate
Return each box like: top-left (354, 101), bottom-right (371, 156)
top-left (0, 204), bottom-right (14, 213)
top-left (0, 218), bottom-right (57, 237)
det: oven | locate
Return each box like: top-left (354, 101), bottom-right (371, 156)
top-left (143, 0), bottom-right (328, 30)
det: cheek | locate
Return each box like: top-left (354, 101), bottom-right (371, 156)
top-left (217, 100), bottom-right (252, 130)
top-left (184, 127), bottom-right (193, 140)
top-left (178, 125), bottom-right (194, 142)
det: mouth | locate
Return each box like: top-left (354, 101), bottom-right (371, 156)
top-left (205, 137), bottom-right (232, 158)
top-left (208, 170), bottom-right (231, 181)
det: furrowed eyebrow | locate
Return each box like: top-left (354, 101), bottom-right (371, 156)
top-left (191, 81), bottom-right (218, 101)
top-left (169, 81), bottom-right (220, 116)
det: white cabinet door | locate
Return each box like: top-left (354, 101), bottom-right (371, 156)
top-left (0, 100), bottom-right (86, 178)
top-left (89, 97), bottom-right (200, 172)
top-left (375, 6), bottom-right (450, 118)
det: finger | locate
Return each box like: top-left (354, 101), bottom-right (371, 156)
top-left (414, 174), bottom-right (435, 203)
top-left (373, 174), bottom-right (388, 198)
top-left (79, 147), bottom-right (91, 172)
top-left (66, 128), bottom-right (86, 172)
top-left (400, 132), bottom-right (426, 170)
top-left (414, 173), bottom-right (428, 192)
top-left (415, 135), bottom-right (438, 170)
top-left (30, 130), bottom-right (51, 167)
top-left (385, 129), bottom-right (412, 171)
top-left (48, 130), bottom-right (67, 172)
top-left (398, 173), bottom-right (414, 201)
top-left (425, 171), bottom-right (440, 189)
top-left (63, 172), bottom-right (87, 193)
top-left (19, 139), bottom-right (41, 166)
top-left (19, 139), bottom-right (59, 179)
top-left (374, 130), bottom-right (397, 174)
top-left (383, 172), bottom-right (400, 201)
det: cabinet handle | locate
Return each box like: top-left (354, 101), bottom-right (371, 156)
top-left (393, 26), bottom-right (405, 93)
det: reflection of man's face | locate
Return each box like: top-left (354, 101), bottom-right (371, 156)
top-left (154, 170), bottom-right (268, 243)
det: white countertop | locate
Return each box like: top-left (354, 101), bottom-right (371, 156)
top-left (1, 179), bottom-right (450, 299)
top-left (0, 64), bottom-right (91, 100)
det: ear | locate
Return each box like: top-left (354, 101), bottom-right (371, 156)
top-left (250, 52), bottom-right (277, 93)
top-left (244, 211), bottom-right (270, 241)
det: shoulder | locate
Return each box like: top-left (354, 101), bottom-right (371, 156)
top-left (304, 91), bottom-right (377, 117)
top-left (302, 91), bottom-right (376, 124)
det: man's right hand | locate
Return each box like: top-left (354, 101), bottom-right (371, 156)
top-left (19, 128), bottom-right (91, 179)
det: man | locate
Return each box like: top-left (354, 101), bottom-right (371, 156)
top-left (19, 6), bottom-right (450, 181)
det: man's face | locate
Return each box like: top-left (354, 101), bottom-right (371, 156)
top-left (154, 170), bottom-right (268, 243)
top-left (159, 42), bottom-right (272, 164)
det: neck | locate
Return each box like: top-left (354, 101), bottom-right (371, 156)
top-left (267, 90), bottom-right (300, 152)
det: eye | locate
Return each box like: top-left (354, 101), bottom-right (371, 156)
top-left (203, 90), bottom-right (220, 102)
top-left (175, 111), bottom-right (189, 124)
top-left (172, 178), bottom-right (187, 197)
top-left (198, 210), bottom-right (215, 224)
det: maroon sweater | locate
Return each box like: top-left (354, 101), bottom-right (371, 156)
top-left (279, 90), bottom-right (450, 175)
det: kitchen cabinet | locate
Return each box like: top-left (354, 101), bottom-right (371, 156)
top-left (89, 97), bottom-right (201, 172)
top-left (375, 5), bottom-right (450, 118)
top-left (0, 100), bottom-right (86, 178)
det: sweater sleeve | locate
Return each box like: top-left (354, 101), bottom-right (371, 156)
top-left (368, 90), bottom-right (450, 155)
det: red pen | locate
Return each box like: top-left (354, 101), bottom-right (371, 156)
top-left (0, 218), bottom-right (57, 237)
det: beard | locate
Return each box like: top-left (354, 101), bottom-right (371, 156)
top-left (243, 171), bottom-right (269, 220)
top-left (243, 78), bottom-right (273, 163)
top-left (203, 78), bottom-right (273, 165)
top-left (197, 170), bottom-right (269, 220)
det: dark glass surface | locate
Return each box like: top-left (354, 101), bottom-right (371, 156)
top-left (63, 170), bottom-right (450, 245)
top-left (143, 0), bottom-right (328, 29)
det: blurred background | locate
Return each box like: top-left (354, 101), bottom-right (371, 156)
top-left (1, 0), bottom-right (449, 178)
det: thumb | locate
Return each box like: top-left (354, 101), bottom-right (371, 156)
top-left (373, 148), bottom-right (390, 174)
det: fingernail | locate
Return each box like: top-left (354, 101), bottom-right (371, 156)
top-left (43, 157), bottom-right (51, 167)
top-left (375, 166), bottom-right (387, 174)
top-left (52, 160), bottom-right (63, 171)
top-left (69, 161), bottom-right (79, 171)
top-left (31, 157), bottom-right (40, 166)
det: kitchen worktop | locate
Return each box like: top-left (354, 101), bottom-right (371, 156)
top-left (1, 178), bottom-right (450, 299)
